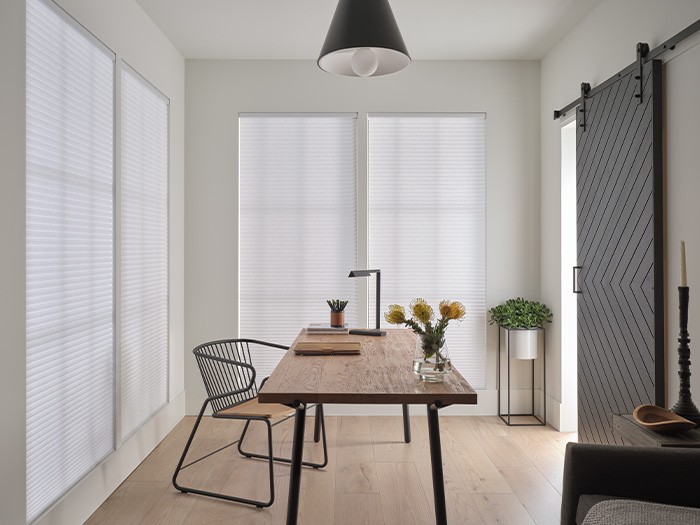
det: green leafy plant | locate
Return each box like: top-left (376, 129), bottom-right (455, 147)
top-left (327, 299), bottom-right (348, 312)
top-left (487, 297), bottom-right (552, 329)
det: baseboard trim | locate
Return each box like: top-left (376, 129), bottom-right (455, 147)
top-left (34, 391), bottom-right (185, 525)
top-left (549, 393), bottom-right (577, 432)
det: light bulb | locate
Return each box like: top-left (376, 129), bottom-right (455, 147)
top-left (350, 48), bottom-right (379, 77)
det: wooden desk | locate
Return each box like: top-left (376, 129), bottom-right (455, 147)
top-left (259, 328), bottom-right (477, 525)
top-left (613, 414), bottom-right (700, 447)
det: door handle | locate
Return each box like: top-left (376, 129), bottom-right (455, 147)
top-left (573, 266), bottom-right (582, 294)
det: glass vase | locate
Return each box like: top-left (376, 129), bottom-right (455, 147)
top-left (413, 338), bottom-right (452, 382)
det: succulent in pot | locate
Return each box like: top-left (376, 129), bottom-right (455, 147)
top-left (488, 298), bottom-right (552, 359)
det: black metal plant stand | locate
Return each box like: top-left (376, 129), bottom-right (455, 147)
top-left (671, 286), bottom-right (700, 426)
top-left (497, 327), bottom-right (546, 426)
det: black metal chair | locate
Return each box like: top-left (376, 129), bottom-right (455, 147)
top-left (172, 339), bottom-right (328, 508)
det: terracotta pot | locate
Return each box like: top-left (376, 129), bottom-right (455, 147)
top-left (330, 310), bottom-right (345, 328)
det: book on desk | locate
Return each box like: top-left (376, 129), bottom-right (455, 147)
top-left (293, 341), bottom-right (361, 356)
top-left (306, 323), bottom-right (350, 335)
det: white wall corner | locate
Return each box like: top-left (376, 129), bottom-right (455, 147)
top-left (545, 393), bottom-right (577, 432)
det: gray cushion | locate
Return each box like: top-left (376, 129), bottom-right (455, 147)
top-left (582, 499), bottom-right (700, 525)
top-left (576, 495), bottom-right (625, 525)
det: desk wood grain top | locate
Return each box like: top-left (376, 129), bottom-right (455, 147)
top-left (258, 329), bottom-right (478, 406)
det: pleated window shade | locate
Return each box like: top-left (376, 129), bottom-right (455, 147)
top-left (120, 63), bottom-right (169, 439)
top-left (239, 114), bottom-right (358, 381)
top-left (26, 0), bottom-right (115, 521)
top-left (368, 114), bottom-right (487, 389)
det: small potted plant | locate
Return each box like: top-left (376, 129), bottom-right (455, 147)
top-left (488, 297), bottom-right (552, 359)
top-left (327, 299), bottom-right (348, 328)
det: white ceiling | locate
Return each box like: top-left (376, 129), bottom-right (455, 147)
top-left (135, 0), bottom-right (603, 61)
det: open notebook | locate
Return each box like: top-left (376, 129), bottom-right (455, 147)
top-left (293, 341), bottom-right (362, 356)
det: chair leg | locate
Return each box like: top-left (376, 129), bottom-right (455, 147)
top-left (237, 420), bottom-right (252, 458)
top-left (237, 408), bottom-right (329, 469)
top-left (264, 419), bottom-right (275, 508)
top-left (172, 401), bottom-right (208, 493)
top-left (402, 404), bottom-right (412, 443)
top-left (316, 406), bottom-right (329, 469)
top-left (172, 406), bottom-right (275, 508)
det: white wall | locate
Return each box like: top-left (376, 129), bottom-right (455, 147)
top-left (0, 0), bottom-right (186, 522)
top-left (541, 0), bottom-right (700, 430)
top-left (185, 59), bottom-right (542, 415)
top-left (0, 1), bottom-right (28, 523)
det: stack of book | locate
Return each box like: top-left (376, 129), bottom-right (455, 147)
top-left (306, 323), bottom-right (350, 335)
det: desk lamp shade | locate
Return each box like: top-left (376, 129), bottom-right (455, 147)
top-left (318, 0), bottom-right (410, 77)
top-left (348, 269), bottom-right (375, 278)
top-left (348, 269), bottom-right (385, 336)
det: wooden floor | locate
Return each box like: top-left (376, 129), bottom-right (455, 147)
top-left (86, 415), bottom-right (576, 524)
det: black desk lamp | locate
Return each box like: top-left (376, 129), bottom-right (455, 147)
top-left (348, 269), bottom-right (386, 336)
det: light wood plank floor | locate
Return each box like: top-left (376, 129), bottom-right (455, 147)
top-left (87, 415), bottom-right (576, 525)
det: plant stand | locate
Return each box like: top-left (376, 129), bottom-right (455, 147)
top-left (497, 327), bottom-right (546, 426)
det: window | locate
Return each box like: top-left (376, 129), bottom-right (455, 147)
top-left (239, 114), bottom-right (358, 379)
top-left (26, 1), bottom-right (172, 518)
top-left (238, 113), bottom-right (486, 388)
top-left (26, 0), bottom-right (115, 520)
top-left (368, 114), bottom-right (486, 388)
top-left (120, 63), bottom-right (169, 439)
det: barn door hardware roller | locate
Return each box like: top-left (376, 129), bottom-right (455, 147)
top-left (634, 42), bottom-right (649, 104)
top-left (579, 82), bottom-right (591, 131)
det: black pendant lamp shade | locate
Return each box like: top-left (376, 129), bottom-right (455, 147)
top-left (318, 0), bottom-right (410, 77)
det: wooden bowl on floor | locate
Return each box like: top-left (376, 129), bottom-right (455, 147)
top-left (632, 404), bottom-right (696, 434)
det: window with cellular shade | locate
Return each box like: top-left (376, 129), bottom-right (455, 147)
top-left (239, 114), bottom-right (358, 381)
top-left (120, 62), bottom-right (169, 439)
top-left (368, 114), bottom-right (486, 389)
top-left (26, 0), bottom-right (115, 521)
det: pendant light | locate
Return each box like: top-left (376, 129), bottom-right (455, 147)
top-left (318, 0), bottom-right (410, 77)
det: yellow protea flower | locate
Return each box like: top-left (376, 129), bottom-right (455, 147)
top-left (446, 301), bottom-right (466, 320)
top-left (439, 300), bottom-right (452, 318)
top-left (386, 298), bottom-right (466, 356)
top-left (384, 304), bottom-right (407, 325)
top-left (410, 298), bottom-right (434, 324)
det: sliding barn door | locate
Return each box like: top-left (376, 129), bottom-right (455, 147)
top-left (576, 59), bottom-right (664, 444)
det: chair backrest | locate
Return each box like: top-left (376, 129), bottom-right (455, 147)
top-left (193, 338), bottom-right (289, 413)
top-left (193, 339), bottom-right (259, 412)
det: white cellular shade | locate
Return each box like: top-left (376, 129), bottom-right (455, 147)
top-left (239, 114), bottom-right (358, 380)
top-left (26, 0), bottom-right (115, 521)
top-left (368, 114), bottom-right (486, 389)
top-left (120, 64), bottom-right (169, 439)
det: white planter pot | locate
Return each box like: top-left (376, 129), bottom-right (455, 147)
top-left (503, 327), bottom-right (540, 360)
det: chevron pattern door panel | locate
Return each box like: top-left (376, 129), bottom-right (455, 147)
top-left (576, 59), bottom-right (664, 444)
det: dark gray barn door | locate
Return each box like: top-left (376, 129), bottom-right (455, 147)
top-left (576, 59), bottom-right (664, 444)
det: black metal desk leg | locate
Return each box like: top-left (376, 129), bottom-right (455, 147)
top-left (286, 402), bottom-right (307, 525)
top-left (313, 404), bottom-right (323, 443)
top-left (402, 404), bottom-right (411, 443)
top-left (427, 404), bottom-right (447, 525)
